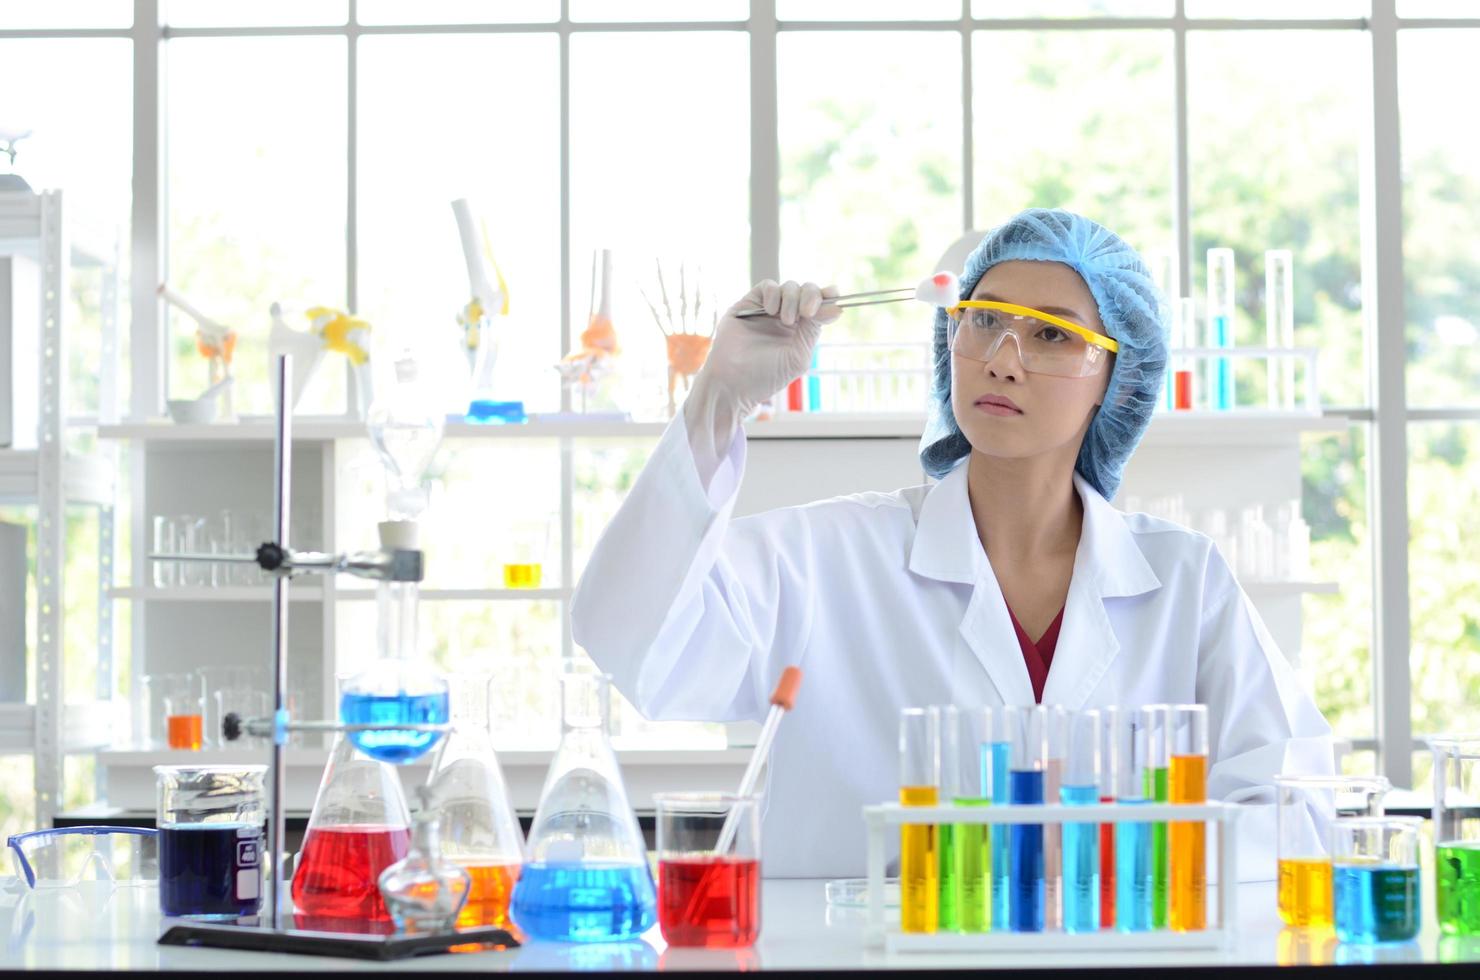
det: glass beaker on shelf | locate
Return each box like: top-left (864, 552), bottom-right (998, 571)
top-left (145, 672), bottom-right (205, 750)
top-left (155, 764), bottom-right (267, 920)
top-left (510, 670), bottom-right (657, 942)
top-left (200, 666), bottom-right (269, 749)
top-left (291, 730), bottom-right (413, 926)
top-left (426, 675), bottom-right (525, 929)
top-left (503, 514), bottom-right (554, 591)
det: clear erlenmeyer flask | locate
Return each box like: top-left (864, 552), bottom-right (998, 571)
top-left (427, 675), bottom-right (525, 929)
top-left (292, 730), bottom-right (412, 926)
top-left (511, 671), bottom-right (656, 942)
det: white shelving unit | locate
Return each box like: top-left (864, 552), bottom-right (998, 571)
top-left (91, 399), bottom-right (1345, 810)
top-left (0, 190), bottom-right (118, 824)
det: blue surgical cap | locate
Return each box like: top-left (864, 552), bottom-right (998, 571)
top-left (919, 208), bottom-right (1169, 501)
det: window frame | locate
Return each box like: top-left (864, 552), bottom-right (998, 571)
top-left (7, 0), bottom-right (1478, 784)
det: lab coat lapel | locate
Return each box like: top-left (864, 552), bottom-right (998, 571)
top-left (1040, 474), bottom-right (1162, 709)
top-left (908, 463), bottom-right (1036, 707)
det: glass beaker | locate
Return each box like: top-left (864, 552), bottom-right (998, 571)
top-left (201, 666), bottom-right (269, 749)
top-left (155, 764), bottom-right (267, 919)
top-left (510, 670), bottom-right (656, 942)
top-left (1430, 734), bottom-right (1480, 935)
top-left (426, 675), bottom-right (525, 929)
top-left (148, 672), bottom-right (204, 750)
top-left (1331, 816), bottom-right (1422, 945)
top-left (151, 516), bottom-right (179, 588)
top-left (1275, 775), bottom-right (1389, 928)
top-left (291, 731), bottom-right (412, 924)
top-left (654, 792), bottom-right (761, 948)
top-left (503, 515), bottom-right (553, 590)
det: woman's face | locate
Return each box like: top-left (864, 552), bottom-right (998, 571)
top-left (949, 259), bottom-right (1113, 464)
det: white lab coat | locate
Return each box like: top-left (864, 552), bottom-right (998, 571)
top-left (572, 417), bottom-right (1335, 879)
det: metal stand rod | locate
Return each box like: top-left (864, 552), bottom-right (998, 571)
top-left (269, 354), bottom-right (292, 931)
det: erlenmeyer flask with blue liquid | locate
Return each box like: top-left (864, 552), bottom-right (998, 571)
top-left (511, 670), bottom-right (656, 942)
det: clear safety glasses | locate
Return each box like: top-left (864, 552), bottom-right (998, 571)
top-left (6, 827), bottom-right (159, 889)
top-left (946, 301), bottom-right (1118, 379)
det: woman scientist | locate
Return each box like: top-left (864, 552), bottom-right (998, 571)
top-left (571, 209), bottom-right (1333, 878)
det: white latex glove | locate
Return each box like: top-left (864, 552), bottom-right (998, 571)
top-left (684, 280), bottom-right (842, 486)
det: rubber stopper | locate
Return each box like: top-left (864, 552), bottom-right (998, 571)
top-left (770, 666), bottom-right (803, 711)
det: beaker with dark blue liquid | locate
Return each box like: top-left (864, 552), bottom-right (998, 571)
top-left (155, 764), bottom-right (267, 919)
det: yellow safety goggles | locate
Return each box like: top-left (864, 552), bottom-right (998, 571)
top-left (945, 301), bottom-right (1118, 379)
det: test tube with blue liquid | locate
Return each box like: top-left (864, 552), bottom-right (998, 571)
top-left (1008, 705), bottom-right (1048, 932)
top-left (1206, 248), bottom-right (1236, 411)
top-left (1116, 710), bottom-right (1155, 932)
top-left (1060, 710), bottom-right (1101, 933)
top-left (949, 706), bottom-right (994, 933)
top-left (987, 707), bottom-right (1012, 929)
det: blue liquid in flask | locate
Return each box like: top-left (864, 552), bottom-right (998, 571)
top-left (339, 690), bottom-right (450, 764)
top-left (511, 861), bottom-right (657, 942)
top-left (1009, 768), bottom-right (1045, 932)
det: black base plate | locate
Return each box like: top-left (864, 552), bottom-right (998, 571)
top-left (157, 919), bottom-right (520, 961)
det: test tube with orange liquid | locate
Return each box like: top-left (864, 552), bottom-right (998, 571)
top-left (1169, 705), bottom-right (1208, 931)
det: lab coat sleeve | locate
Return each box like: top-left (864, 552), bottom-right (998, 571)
top-left (1195, 545), bottom-right (1335, 882)
top-left (570, 416), bottom-right (816, 725)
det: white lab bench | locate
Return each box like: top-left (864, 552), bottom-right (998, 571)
top-left (1, 878), bottom-right (1475, 974)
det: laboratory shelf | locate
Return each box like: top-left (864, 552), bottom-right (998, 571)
top-left (107, 586), bottom-right (326, 602)
top-left (0, 700), bottom-right (116, 753)
top-left (333, 587), bottom-right (570, 602)
top-left (0, 449), bottom-right (114, 505)
top-left (95, 414), bottom-right (924, 443)
top-left (97, 410), bottom-right (1352, 447)
top-left (110, 586), bottom-right (570, 602)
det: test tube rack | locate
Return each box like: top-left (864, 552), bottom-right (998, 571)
top-left (1168, 346), bottom-right (1321, 415)
top-left (862, 800), bottom-right (1241, 953)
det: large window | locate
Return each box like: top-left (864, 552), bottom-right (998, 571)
top-left (6, 2), bottom-right (1480, 838)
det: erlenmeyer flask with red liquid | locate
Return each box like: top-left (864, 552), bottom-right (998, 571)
top-left (292, 727), bottom-right (412, 928)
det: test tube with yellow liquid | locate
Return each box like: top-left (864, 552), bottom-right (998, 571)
top-left (1274, 775), bottom-right (1389, 928)
top-left (899, 707), bottom-right (941, 933)
top-left (1169, 705), bottom-right (1208, 931)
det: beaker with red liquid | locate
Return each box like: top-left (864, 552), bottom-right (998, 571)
top-left (654, 792), bottom-right (761, 948)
